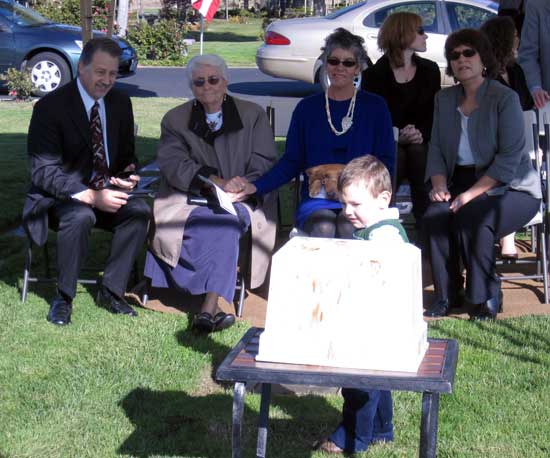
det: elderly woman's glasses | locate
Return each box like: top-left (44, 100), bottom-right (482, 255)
top-left (417, 26), bottom-right (425, 35)
top-left (449, 48), bottom-right (477, 60)
top-left (192, 76), bottom-right (221, 87)
top-left (326, 57), bottom-right (357, 68)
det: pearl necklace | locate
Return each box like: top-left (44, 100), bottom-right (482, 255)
top-left (325, 88), bottom-right (357, 136)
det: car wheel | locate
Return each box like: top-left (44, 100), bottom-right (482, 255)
top-left (27, 52), bottom-right (71, 96)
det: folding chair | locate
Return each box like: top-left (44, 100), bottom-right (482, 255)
top-left (497, 109), bottom-right (550, 303)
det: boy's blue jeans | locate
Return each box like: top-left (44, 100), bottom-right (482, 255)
top-left (329, 388), bottom-right (394, 452)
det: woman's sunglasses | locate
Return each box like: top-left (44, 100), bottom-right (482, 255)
top-left (449, 48), bottom-right (477, 61)
top-left (192, 76), bottom-right (221, 87)
top-left (417, 27), bottom-right (425, 35)
top-left (326, 57), bottom-right (357, 68)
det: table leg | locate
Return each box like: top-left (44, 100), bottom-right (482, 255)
top-left (256, 383), bottom-right (272, 458)
top-left (232, 382), bottom-right (246, 458)
top-left (419, 391), bottom-right (440, 458)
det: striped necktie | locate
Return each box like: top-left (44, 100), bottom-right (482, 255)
top-left (89, 101), bottom-right (110, 190)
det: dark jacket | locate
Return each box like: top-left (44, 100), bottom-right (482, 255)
top-left (497, 61), bottom-right (534, 111)
top-left (23, 79), bottom-right (137, 245)
top-left (361, 54), bottom-right (441, 141)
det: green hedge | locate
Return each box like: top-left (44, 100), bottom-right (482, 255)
top-left (127, 19), bottom-right (187, 62)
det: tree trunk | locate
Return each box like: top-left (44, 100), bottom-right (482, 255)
top-left (79, 0), bottom-right (93, 44)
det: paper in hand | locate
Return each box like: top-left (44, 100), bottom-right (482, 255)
top-left (197, 175), bottom-right (237, 216)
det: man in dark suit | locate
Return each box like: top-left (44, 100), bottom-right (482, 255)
top-left (23, 37), bottom-right (151, 325)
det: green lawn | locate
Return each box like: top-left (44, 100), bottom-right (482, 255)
top-left (186, 18), bottom-right (263, 67)
top-left (1, 98), bottom-right (550, 457)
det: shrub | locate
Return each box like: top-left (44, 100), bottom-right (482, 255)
top-left (33, 0), bottom-right (115, 32)
top-left (127, 19), bottom-right (187, 61)
top-left (0, 68), bottom-right (35, 100)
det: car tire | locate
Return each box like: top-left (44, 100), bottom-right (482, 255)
top-left (26, 52), bottom-right (71, 97)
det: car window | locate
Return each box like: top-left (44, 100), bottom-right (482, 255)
top-left (445, 2), bottom-right (495, 30)
top-left (0, 1), bottom-right (51, 26)
top-left (326, 1), bottom-right (367, 20)
top-left (364, 2), bottom-right (438, 33)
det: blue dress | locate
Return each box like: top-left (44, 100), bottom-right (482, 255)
top-left (253, 90), bottom-right (395, 228)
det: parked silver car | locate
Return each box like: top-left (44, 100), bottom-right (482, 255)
top-left (257, 0), bottom-right (497, 87)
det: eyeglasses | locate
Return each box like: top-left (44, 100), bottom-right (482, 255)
top-left (448, 48), bottom-right (477, 60)
top-left (192, 76), bottom-right (221, 87)
top-left (326, 57), bottom-right (357, 68)
top-left (417, 26), bottom-right (425, 35)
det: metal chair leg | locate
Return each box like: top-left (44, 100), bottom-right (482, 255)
top-left (141, 277), bottom-right (150, 306)
top-left (542, 228), bottom-right (549, 304)
top-left (236, 274), bottom-right (245, 318)
top-left (22, 244), bottom-right (32, 303)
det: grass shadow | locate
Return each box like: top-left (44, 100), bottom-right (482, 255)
top-left (430, 318), bottom-right (550, 365)
top-left (117, 386), bottom-right (340, 458)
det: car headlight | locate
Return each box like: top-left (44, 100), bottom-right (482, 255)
top-left (74, 40), bottom-right (83, 50)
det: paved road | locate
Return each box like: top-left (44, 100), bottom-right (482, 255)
top-left (115, 67), bottom-right (321, 99)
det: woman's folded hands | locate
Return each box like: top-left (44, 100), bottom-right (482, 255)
top-left (224, 176), bottom-right (257, 202)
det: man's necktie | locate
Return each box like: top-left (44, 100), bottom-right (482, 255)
top-left (89, 101), bottom-right (110, 190)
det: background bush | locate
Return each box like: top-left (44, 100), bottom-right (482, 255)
top-left (126, 19), bottom-right (187, 62)
top-left (33, 0), bottom-right (114, 32)
top-left (0, 68), bottom-right (34, 100)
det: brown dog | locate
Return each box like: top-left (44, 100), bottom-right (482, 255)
top-left (306, 163), bottom-right (346, 200)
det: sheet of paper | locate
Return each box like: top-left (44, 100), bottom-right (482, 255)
top-left (197, 174), bottom-right (237, 216)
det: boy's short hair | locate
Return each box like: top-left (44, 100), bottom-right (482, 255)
top-left (338, 155), bottom-right (392, 197)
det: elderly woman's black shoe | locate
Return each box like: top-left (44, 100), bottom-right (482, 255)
top-left (423, 299), bottom-right (450, 317)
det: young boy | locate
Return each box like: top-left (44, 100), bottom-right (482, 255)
top-left (316, 155), bottom-right (407, 454)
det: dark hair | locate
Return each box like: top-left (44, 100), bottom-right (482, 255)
top-left (320, 27), bottom-right (370, 71)
top-left (444, 28), bottom-right (497, 78)
top-left (480, 16), bottom-right (517, 74)
top-left (338, 155), bottom-right (392, 197)
top-left (378, 12), bottom-right (423, 68)
top-left (79, 37), bottom-right (122, 67)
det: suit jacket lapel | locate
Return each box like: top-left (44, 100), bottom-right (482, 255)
top-left (105, 93), bottom-right (118, 170)
top-left (68, 81), bottom-right (93, 151)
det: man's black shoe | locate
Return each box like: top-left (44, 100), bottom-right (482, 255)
top-left (470, 290), bottom-right (503, 321)
top-left (47, 294), bottom-right (72, 325)
top-left (96, 286), bottom-right (137, 317)
top-left (423, 299), bottom-right (450, 317)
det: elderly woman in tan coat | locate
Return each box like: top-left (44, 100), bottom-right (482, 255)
top-left (145, 54), bottom-right (277, 333)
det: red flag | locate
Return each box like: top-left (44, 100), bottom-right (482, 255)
top-left (192, 0), bottom-right (220, 21)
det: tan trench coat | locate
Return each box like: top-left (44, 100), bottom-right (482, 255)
top-left (149, 96), bottom-right (278, 289)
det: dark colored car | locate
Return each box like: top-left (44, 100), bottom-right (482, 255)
top-left (0, 0), bottom-right (137, 96)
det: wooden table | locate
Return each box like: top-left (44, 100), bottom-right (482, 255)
top-left (216, 327), bottom-right (458, 458)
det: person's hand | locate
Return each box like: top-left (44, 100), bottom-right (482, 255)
top-left (399, 125), bottom-right (423, 145)
top-left (532, 88), bottom-right (550, 110)
top-left (224, 176), bottom-right (248, 193)
top-left (429, 186), bottom-right (451, 202)
top-left (79, 188), bottom-right (129, 212)
top-left (227, 181), bottom-right (257, 202)
top-left (109, 164), bottom-right (140, 190)
top-left (449, 191), bottom-right (473, 213)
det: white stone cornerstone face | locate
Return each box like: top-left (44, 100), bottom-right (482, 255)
top-left (256, 236), bottom-right (428, 373)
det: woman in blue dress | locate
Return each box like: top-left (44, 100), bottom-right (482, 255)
top-left (227, 28), bottom-right (395, 238)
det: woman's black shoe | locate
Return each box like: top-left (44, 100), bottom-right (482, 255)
top-left (192, 312), bottom-right (215, 333)
top-left (213, 312), bottom-right (236, 331)
top-left (423, 299), bottom-right (449, 317)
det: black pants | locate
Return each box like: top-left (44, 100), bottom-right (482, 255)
top-left (396, 143), bottom-right (430, 227)
top-left (51, 198), bottom-right (151, 299)
top-left (303, 209), bottom-right (355, 239)
top-left (424, 167), bottom-right (540, 304)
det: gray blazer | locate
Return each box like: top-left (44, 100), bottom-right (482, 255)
top-left (518, 0), bottom-right (550, 92)
top-left (425, 78), bottom-right (541, 199)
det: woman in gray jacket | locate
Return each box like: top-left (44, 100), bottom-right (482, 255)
top-left (423, 29), bottom-right (541, 320)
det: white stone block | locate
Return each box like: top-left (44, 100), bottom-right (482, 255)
top-left (256, 237), bottom-right (428, 373)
